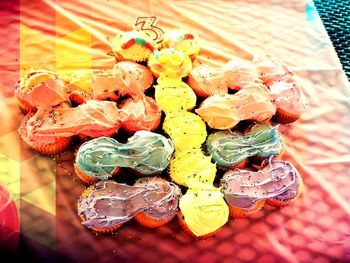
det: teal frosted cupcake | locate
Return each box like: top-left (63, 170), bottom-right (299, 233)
top-left (206, 123), bottom-right (283, 170)
top-left (74, 131), bottom-right (174, 184)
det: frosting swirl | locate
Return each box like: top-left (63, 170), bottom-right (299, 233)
top-left (206, 124), bottom-right (283, 167)
top-left (148, 48), bottom-right (192, 79)
top-left (78, 179), bottom-right (181, 229)
top-left (220, 158), bottom-right (302, 210)
top-left (75, 131), bottom-right (174, 179)
top-left (196, 85), bottom-right (276, 129)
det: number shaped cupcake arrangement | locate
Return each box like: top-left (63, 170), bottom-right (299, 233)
top-left (16, 28), bottom-right (307, 239)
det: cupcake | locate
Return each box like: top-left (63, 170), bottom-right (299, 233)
top-left (75, 132), bottom-right (174, 184)
top-left (254, 56), bottom-right (308, 123)
top-left (154, 78), bottom-right (197, 115)
top-left (163, 112), bottom-right (207, 151)
top-left (134, 177), bottom-right (181, 228)
top-left (14, 70), bottom-right (69, 114)
top-left (222, 59), bottom-right (262, 91)
top-left (92, 62), bottom-right (154, 102)
top-left (253, 55), bottom-right (290, 84)
top-left (195, 84), bottom-right (276, 130)
top-left (178, 187), bottom-right (229, 238)
top-left (170, 149), bottom-right (216, 188)
top-left (268, 75), bottom-right (308, 124)
top-left (162, 29), bottom-right (200, 61)
top-left (112, 31), bottom-right (155, 62)
top-left (187, 65), bottom-right (227, 98)
top-left (19, 111), bottom-right (72, 156)
top-left (120, 96), bottom-right (162, 133)
top-left (77, 179), bottom-right (181, 233)
top-left (220, 157), bottom-right (303, 218)
top-left (148, 48), bottom-right (192, 79)
top-left (77, 184), bottom-right (123, 233)
top-left (29, 100), bottom-right (122, 139)
top-left (112, 61), bottom-right (153, 97)
top-left (206, 130), bottom-right (249, 170)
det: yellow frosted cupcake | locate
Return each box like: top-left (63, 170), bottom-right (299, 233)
top-left (112, 31), bottom-right (155, 62)
top-left (154, 79), bottom-right (196, 114)
top-left (148, 48), bottom-right (192, 79)
top-left (162, 29), bottom-right (200, 61)
top-left (170, 149), bottom-right (216, 188)
top-left (178, 187), bottom-right (229, 238)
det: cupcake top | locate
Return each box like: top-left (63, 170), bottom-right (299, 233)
top-left (93, 62), bottom-right (153, 101)
top-left (163, 112), bottom-right (207, 151)
top-left (120, 96), bottom-right (162, 132)
top-left (253, 55), bottom-right (290, 84)
top-left (206, 123), bottom-right (283, 167)
top-left (220, 158), bottom-right (301, 210)
top-left (222, 60), bottom-right (262, 91)
top-left (196, 85), bottom-right (276, 129)
top-left (162, 29), bottom-right (200, 59)
top-left (112, 31), bottom-right (155, 62)
top-left (179, 187), bottom-right (229, 237)
top-left (23, 100), bottom-right (122, 139)
top-left (112, 61), bottom-right (153, 98)
top-left (254, 56), bottom-right (308, 114)
top-left (188, 65), bottom-right (227, 98)
top-left (17, 70), bottom-right (71, 108)
top-left (154, 79), bottom-right (196, 114)
top-left (78, 179), bottom-right (181, 229)
top-left (75, 131), bottom-right (174, 180)
top-left (148, 48), bottom-right (192, 79)
top-left (267, 75), bottom-right (308, 115)
top-left (170, 149), bottom-right (217, 188)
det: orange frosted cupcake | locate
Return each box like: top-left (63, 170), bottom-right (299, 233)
top-left (187, 65), bottom-right (227, 98)
top-left (120, 96), bottom-right (162, 133)
top-left (134, 177), bottom-right (181, 228)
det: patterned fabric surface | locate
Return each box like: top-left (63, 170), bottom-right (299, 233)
top-left (0, 0), bottom-right (349, 262)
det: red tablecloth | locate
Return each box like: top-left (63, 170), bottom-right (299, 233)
top-left (0, 0), bottom-right (349, 262)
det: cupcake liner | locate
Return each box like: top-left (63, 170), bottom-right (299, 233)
top-left (272, 108), bottom-right (300, 124)
top-left (266, 176), bottom-right (304, 207)
top-left (77, 186), bottom-right (122, 234)
top-left (16, 95), bottom-right (36, 115)
top-left (135, 212), bottom-right (175, 228)
top-left (30, 136), bottom-right (72, 156)
top-left (228, 199), bottom-right (265, 218)
top-left (74, 164), bottom-right (120, 185)
top-left (177, 211), bottom-right (218, 239)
